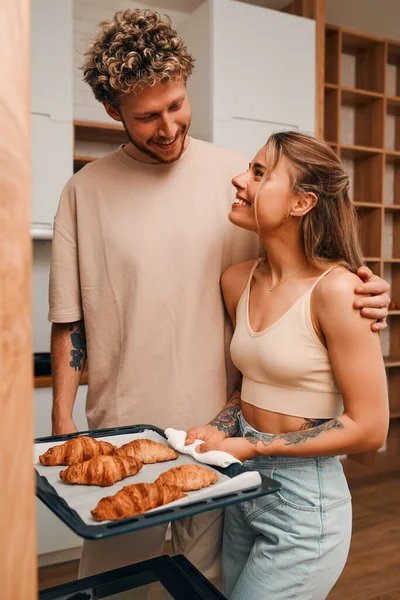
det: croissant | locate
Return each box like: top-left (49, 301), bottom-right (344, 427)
top-left (59, 454), bottom-right (143, 486)
top-left (115, 439), bottom-right (178, 464)
top-left (39, 436), bottom-right (116, 466)
top-left (156, 464), bottom-right (218, 491)
top-left (91, 482), bottom-right (187, 521)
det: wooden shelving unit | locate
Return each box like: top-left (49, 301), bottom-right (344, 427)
top-left (73, 120), bottom-right (128, 173)
top-left (324, 25), bottom-right (400, 467)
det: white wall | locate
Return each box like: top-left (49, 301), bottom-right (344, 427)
top-left (326, 0), bottom-right (400, 40)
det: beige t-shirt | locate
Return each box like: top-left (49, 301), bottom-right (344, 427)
top-left (49, 138), bottom-right (258, 430)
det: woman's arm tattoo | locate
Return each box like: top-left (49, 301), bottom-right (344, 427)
top-left (244, 418), bottom-right (344, 447)
top-left (209, 397), bottom-right (241, 437)
top-left (278, 419), bottom-right (344, 445)
top-left (69, 321), bottom-right (86, 371)
top-left (299, 418), bottom-right (331, 430)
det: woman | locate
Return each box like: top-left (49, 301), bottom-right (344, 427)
top-left (187, 132), bottom-right (389, 599)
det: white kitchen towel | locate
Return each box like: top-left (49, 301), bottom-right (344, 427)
top-left (165, 428), bottom-right (242, 468)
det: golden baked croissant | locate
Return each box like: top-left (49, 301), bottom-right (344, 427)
top-left (156, 464), bottom-right (218, 491)
top-left (39, 436), bottom-right (116, 466)
top-left (91, 482), bottom-right (187, 521)
top-left (59, 454), bottom-right (143, 486)
top-left (115, 439), bottom-right (178, 463)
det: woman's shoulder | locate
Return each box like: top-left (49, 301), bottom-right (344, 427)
top-left (222, 259), bottom-right (258, 302)
top-left (222, 259), bottom-right (257, 286)
top-left (313, 265), bottom-right (362, 309)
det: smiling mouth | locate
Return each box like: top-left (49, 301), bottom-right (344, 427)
top-left (152, 135), bottom-right (180, 149)
top-left (233, 197), bottom-right (251, 207)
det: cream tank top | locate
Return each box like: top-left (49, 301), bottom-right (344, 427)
top-left (230, 259), bottom-right (344, 419)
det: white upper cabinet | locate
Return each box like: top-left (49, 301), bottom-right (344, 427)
top-left (31, 0), bottom-right (73, 122)
top-left (31, 0), bottom-right (73, 231)
top-left (213, 117), bottom-right (295, 161)
top-left (180, 0), bottom-right (316, 147)
top-left (31, 113), bottom-right (73, 226)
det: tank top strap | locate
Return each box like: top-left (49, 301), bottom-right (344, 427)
top-left (246, 258), bottom-right (263, 289)
top-left (236, 259), bottom-right (262, 321)
top-left (306, 266), bottom-right (337, 297)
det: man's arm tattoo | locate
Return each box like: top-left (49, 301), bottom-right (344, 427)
top-left (69, 321), bottom-right (86, 372)
top-left (209, 397), bottom-right (241, 437)
top-left (244, 418), bottom-right (344, 448)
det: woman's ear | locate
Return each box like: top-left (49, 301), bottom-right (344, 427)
top-left (289, 192), bottom-right (318, 218)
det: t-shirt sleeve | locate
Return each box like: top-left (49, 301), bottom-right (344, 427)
top-left (48, 181), bottom-right (83, 323)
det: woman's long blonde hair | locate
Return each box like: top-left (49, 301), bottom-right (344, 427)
top-left (259, 131), bottom-right (364, 273)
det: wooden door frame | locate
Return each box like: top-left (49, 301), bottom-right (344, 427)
top-left (0, 1), bottom-right (37, 598)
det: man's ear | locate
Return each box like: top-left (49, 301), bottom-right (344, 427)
top-left (103, 102), bottom-right (122, 123)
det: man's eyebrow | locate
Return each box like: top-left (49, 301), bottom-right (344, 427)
top-left (135, 96), bottom-right (186, 117)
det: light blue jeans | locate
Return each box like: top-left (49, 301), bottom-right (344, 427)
top-left (222, 413), bottom-right (352, 600)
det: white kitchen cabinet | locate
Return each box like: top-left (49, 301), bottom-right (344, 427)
top-left (35, 385), bottom-right (88, 560)
top-left (213, 117), bottom-right (297, 163)
top-left (179, 0), bottom-right (315, 151)
top-left (31, 113), bottom-right (73, 227)
top-left (31, 0), bottom-right (73, 233)
top-left (31, 0), bottom-right (73, 122)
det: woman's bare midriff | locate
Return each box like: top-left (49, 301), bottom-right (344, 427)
top-left (241, 400), bottom-right (330, 435)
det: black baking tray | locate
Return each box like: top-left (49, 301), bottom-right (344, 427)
top-left (35, 424), bottom-right (281, 540)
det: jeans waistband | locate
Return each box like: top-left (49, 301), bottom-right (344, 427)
top-left (238, 411), bottom-right (339, 469)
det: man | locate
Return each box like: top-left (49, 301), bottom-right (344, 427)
top-left (49, 8), bottom-right (390, 584)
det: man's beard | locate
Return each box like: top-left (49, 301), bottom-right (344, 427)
top-left (120, 117), bottom-right (190, 164)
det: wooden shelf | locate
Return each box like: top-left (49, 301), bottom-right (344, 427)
top-left (342, 147), bottom-right (383, 204)
top-left (341, 87), bottom-right (384, 107)
top-left (341, 29), bottom-right (385, 95)
top-left (34, 371), bottom-right (88, 388)
top-left (384, 203), bottom-right (400, 210)
top-left (325, 27), bottom-right (340, 85)
top-left (340, 144), bottom-right (382, 158)
top-left (387, 40), bottom-right (400, 64)
top-left (74, 120), bottom-right (128, 145)
top-left (357, 207), bottom-right (382, 257)
top-left (384, 356), bottom-right (400, 367)
top-left (73, 155), bottom-right (97, 172)
top-left (324, 82), bottom-right (338, 90)
top-left (385, 150), bottom-right (400, 164)
top-left (341, 27), bottom-right (385, 50)
top-left (353, 201), bottom-right (382, 208)
top-left (387, 96), bottom-right (400, 116)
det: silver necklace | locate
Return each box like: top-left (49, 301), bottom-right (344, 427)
top-left (268, 266), bottom-right (307, 292)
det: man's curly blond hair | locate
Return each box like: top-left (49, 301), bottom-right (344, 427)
top-left (82, 9), bottom-right (195, 106)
